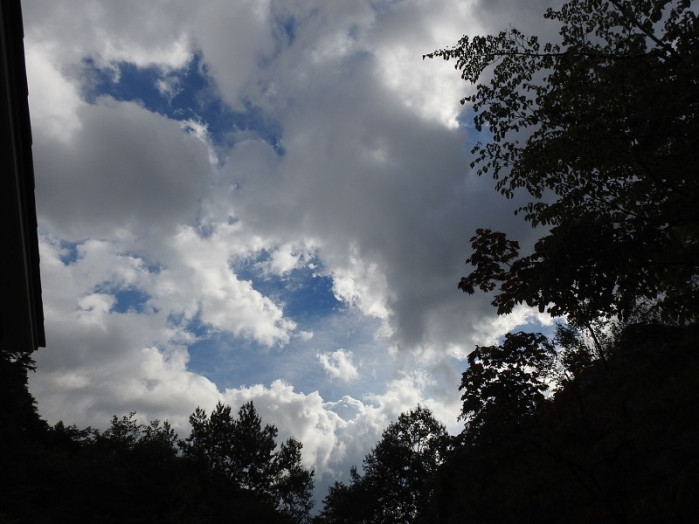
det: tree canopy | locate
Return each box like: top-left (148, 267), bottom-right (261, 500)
top-left (459, 331), bottom-right (555, 444)
top-left (427, 0), bottom-right (699, 326)
top-left (0, 398), bottom-right (313, 523)
top-left (416, 1), bottom-right (699, 520)
top-left (429, 323), bottom-right (699, 523)
top-left (317, 405), bottom-right (447, 523)
top-left (182, 401), bottom-right (315, 522)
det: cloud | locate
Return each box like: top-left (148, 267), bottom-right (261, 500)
top-left (23, 0), bottom-right (563, 509)
top-left (157, 224), bottom-right (297, 346)
top-left (367, 0), bottom-right (481, 128)
top-left (317, 349), bottom-right (359, 382)
top-left (24, 44), bottom-right (83, 141)
top-left (23, 0), bottom-right (191, 71)
top-left (31, 97), bottom-right (212, 241)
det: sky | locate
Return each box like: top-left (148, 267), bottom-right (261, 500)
top-left (23, 0), bottom-right (559, 505)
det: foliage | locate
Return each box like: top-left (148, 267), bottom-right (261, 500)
top-left (459, 331), bottom-right (555, 444)
top-left (419, 1), bottom-right (699, 521)
top-left (275, 436), bottom-right (317, 522)
top-left (428, 323), bottom-right (699, 523)
top-left (0, 351), bottom-right (45, 449)
top-left (0, 398), bottom-right (311, 523)
top-left (427, 0), bottom-right (699, 325)
top-left (182, 401), bottom-right (314, 522)
top-left (317, 468), bottom-right (376, 524)
top-left (91, 412), bottom-right (180, 467)
top-left (317, 406), bottom-right (447, 523)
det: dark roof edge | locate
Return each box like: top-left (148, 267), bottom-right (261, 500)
top-left (1, 0), bottom-right (46, 351)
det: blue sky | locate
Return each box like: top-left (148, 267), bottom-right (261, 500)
top-left (22, 0), bottom-right (558, 506)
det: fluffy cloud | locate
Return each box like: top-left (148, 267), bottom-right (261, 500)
top-left (317, 349), bottom-right (360, 382)
top-left (22, 0), bottom-right (191, 71)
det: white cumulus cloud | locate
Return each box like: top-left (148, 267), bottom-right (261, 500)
top-left (317, 349), bottom-right (360, 382)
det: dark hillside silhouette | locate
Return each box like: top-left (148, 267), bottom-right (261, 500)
top-left (427, 323), bottom-right (699, 523)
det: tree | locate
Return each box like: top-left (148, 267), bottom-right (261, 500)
top-left (95, 412), bottom-right (179, 463)
top-left (428, 324), bottom-right (699, 523)
top-left (422, 4), bottom-right (699, 518)
top-left (363, 406), bottom-right (448, 522)
top-left (0, 350), bottom-right (46, 448)
top-left (274, 436), bottom-right (316, 522)
top-left (426, 0), bottom-right (699, 325)
top-left (317, 467), bottom-right (376, 524)
top-left (181, 401), bottom-right (314, 521)
top-left (459, 331), bottom-right (555, 444)
top-left (318, 406), bottom-right (447, 523)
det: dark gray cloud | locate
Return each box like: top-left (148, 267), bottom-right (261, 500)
top-left (34, 99), bottom-right (212, 240)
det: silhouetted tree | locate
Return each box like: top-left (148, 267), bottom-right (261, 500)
top-left (429, 324), bottom-right (699, 523)
top-left (0, 351), bottom-right (45, 447)
top-left (274, 436), bottom-right (316, 522)
top-left (427, 0), bottom-right (699, 325)
top-left (423, 1), bottom-right (699, 521)
top-left (182, 401), bottom-right (314, 522)
top-left (318, 406), bottom-right (447, 523)
top-left (317, 467), bottom-right (376, 524)
top-left (459, 331), bottom-right (555, 444)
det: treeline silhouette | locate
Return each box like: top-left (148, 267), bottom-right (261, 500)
top-left (2, 321), bottom-right (697, 522)
top-left (0, 367), bottom-right (313, 523)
